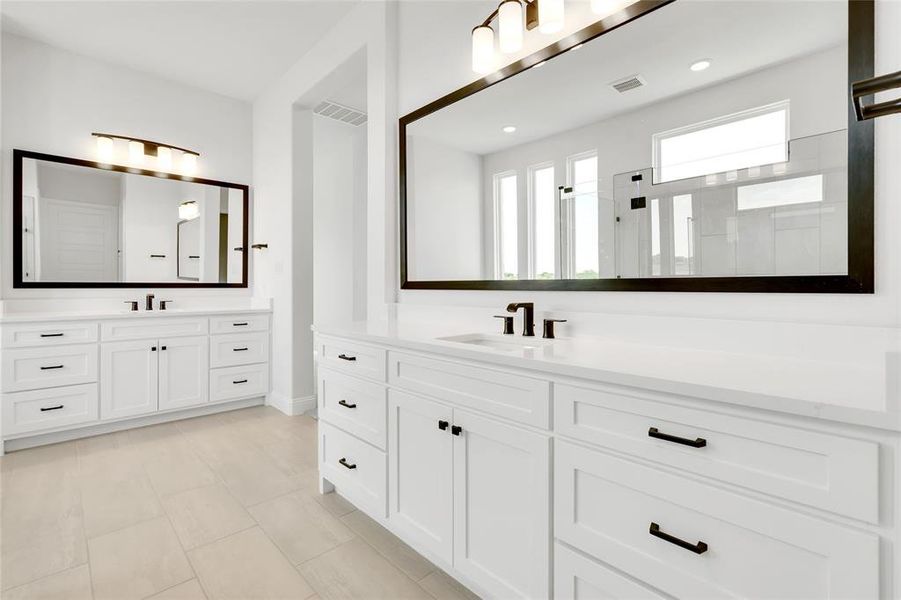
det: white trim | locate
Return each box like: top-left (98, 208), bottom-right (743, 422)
top-left (267, 390), bottom-right (316, 416)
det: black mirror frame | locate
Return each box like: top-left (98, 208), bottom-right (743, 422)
top-left (12, 148), bottom-right (250, 289)
top-left (398, 0), bottom-right (874, 293)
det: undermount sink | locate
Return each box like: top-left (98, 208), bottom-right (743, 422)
top-left (437, 333), bottom-right (548, 353)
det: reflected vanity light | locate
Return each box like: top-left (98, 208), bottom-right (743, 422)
top-left (747, 165), bottom-right (761, 178)
top-left (498, 0), bottom-right (524, 53)
top-left (95, 136), bottom-right (114, 163)
top-left (704, 174), bottom-right (719, 186)
top-left (772, 162), bottom-right (788, 175)
top-left (128, 141), bottom-right (145, 166)
top-left (179, 200), bottom-right (200, 221)
top-left (472, 25), bottom-right (495, 74)
top-left (181, 152), bottom-right (198, 176)
top-left (91, 133), bottom-right (200, 176)
top-left (157, 146), bottom-right (173, 171)
top-left (725, 170), bottom-right (738, 182)
top-left (503, 125), bottom-right (517, 133)
top-left (690, 59), bottom-right (712, 72)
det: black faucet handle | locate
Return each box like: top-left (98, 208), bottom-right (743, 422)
top-left (542, 318), bottom-right (567, 339)
top-left (493, 315), bottom-right (515, 335)
top-left (506, 302), bottom-right (534, 312)
top-left (159, 300), bottom-right (173, 311)
top-left (124, 301), bottom-right (139, 312)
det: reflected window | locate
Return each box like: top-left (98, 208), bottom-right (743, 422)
top-left (653, 100), bottom-right (789, 184)
top-left (650, 198), bottom-right (660, 276)
top-left (672, 194), bottom-right (694, 275)
top-left (737, 174), bottom-right (823, 211)
top-left (568, 153), bottom-right (599, 279)
top-left (530, 165), bottom-right (556, 279)
top-left (495, 172), bottom-right (518, 279)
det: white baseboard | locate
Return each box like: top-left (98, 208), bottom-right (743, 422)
top-left (267, 391), bottom-right (316, 416)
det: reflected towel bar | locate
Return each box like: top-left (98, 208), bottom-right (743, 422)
top-left (853, 69), bottom-right (901, 121)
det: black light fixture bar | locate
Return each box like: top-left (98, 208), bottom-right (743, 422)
top-left (91, 132), bottom-right (200, 157)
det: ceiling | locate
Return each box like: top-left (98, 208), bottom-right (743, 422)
top-left (409, 1), bottom-right (847, 155)
top-left (1, 1), bottom-right (359, 102)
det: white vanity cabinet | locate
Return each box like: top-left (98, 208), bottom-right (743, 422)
top-left (0, 309), bottom-right (271, 450)
top-left (315, 331), bottom-right (895, 600)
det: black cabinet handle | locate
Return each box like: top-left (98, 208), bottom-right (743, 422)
top-left (338, 399), bottom-right (357, 409)
top-left (648, 427), bottom-right (706, 448)
top-left (40, 333), bottom-right (64, 338)
top-left (338, 354), bottom-right (357, 362)
top-left (40, 405), bottom-right (64, 412)
top-left (151, 346), bottom-right (157, 352)
top-left (649, 522), bottom-right (708, 555)
top-left (40, 364), bottom-right (64, 370)
top-left (339, 457), bottom-right (357, 470)
top-left (161, 346), bottom-right (167, 351)
top-left (438, 420), bottom-right (449, 431)
top-left (233, 322), bottom-right (249, 327)
top-left (188, 255), bottom-right (200, 259)
top-left (150, 254), bottom-right (166, 258)
top-left (233, 379), bottom-right (248, 384)
top-left (233, 347), bottom-right (249, 352)
top-left (451, 425), bottom-right (463, 436)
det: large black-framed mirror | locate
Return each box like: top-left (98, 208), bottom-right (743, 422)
top-left (399, 0), bottom-right (874, 293)
top-left (13, 149), bottom-right (249, 288)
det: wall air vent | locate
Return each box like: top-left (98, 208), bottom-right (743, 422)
top-left (610, 75), bottom-right (646, 93)
top-left (313, 100), bottom-right (367, 126)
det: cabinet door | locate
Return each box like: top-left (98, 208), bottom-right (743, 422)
top-left (388, 390), bottom-right (454, 564)
top-left (100, 340), bottom-right (158, 420)
top-left (452, 409), bottom-right (551, 600)
top-left (159, 336), bottom-right (209, 411)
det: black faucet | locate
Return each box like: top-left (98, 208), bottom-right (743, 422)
top-left (506, 302), bottom-right (535, 337)
top-left (145, 293), bottom-right (155, 311)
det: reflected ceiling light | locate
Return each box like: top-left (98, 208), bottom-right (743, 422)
top-left (690, 59), bottom-right (712, 72)
top-left (503, 125), bottom-right (517, 133)
top-left (498, 0), bottom-right (524, 54)
top-left (179, 200), bottom-right (200, 221)
top-left (571, 43), bottom-right (583, 51)
top-left (533, 61), bottom-right (546, 68)
top-left (90, 133), bottom-right (200, 175)
top-left (471, 0), bottom-right (574, 74)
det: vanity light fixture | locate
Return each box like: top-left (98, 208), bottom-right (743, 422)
top-left (178, 200), bottom-right (200, 221)
top-left (91, 133), bottom-right (201, 176)
top-left (690, 59), bottom-right (712, 72)
top-left (471, 0), bottom-right (571, 74)
top-left (503, 125), bottom-right (517, 133)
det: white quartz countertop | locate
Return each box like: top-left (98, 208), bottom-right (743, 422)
top-left (0, 306), bottom-right (272, 324)
top-left (315, 317), bottom-right (901, 432)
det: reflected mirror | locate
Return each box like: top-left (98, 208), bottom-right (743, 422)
top-left (14, 151), bottom-right (248, 288)
top-left (400, 0), bottom-right (873, 293)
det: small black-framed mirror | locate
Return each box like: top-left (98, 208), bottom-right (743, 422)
top-left (13, 149), bottom-right (249, 288)
top-left (399, 0), bottom-right (874, 293)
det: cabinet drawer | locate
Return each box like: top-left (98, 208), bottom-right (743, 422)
top-left (2, 321), bottom-right (99, 348)
top-left (210, 332), bottom-right (269, 368)
top-left (209, 313), bottom-right (270, 335)
top-left (101, 317), bottom-right (208, 341)
top-left (319, 421), bottom-right (387, 519)
top-left (555, 382), bottom-right (879, 523)
top-left (317, 336), bottom-right (386, 382)
top-left (555, 441), bottom-right (879, 600)
top-left (388, 351), bottom-right (550, 428)
top-left (318, 368), bottom-right (387, 449)
top-left (2, 344), bottom-right (98, 392)
top-left (2, 383), bottom-right (99, 436)
top-left (555, 543), bottom-right (667, 600)
top-left (210, 364), bottom-right (269, 402)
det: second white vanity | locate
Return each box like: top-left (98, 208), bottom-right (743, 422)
top-left (315, 319), bottom-right (900, 600)
top-left (0, 307), bottom-right (271, 451)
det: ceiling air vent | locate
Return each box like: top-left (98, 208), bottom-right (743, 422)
top-left (313, 100), bottom-right (367, 126)
top-left (610, 74), bottom-right (646, 93)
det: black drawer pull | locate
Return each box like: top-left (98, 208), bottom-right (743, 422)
top-left (233, 347), bottom-right (249, 352)
top-left (150, 254), bottom-right (166, 258)
top-left (40, 405), bottom-right (64, 412)
top-left (451, 425), bottom-right (463, 436)
top-left (233, 322), bottom-right (249, 326)
top-left (648, 427), bottom-right (706, 448)
top-left (40, 365), bottom-right (64, 370)
top-left (40, 333), bottom-right (64, 338)
top-left (337, 354), bottom-right (357, 362)
top-left (233, 379), bottom-right (248, 384)
top-left (152, 346), bottom-right (157, 352)
top-left (649, 522), bottom-right (708, 554)
top-left (339, 457), bottom-right (357, 470)
top-left (438, 420), bottom-right (449, 431)
top-left (338, 399), bottom-right (357, 409)
top-left (161, 346), bottom-right (167, 351)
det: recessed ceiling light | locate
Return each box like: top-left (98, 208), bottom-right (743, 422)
top-left (571, 44), bottom-right (583, 51)
top-left (503, 125), bottom-right (517, 133)
top-left (533, 61), bottom-right (546, 69)
top-left (690, 59), bottom-right (711, 72)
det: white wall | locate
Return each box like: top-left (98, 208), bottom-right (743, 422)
top-left (392, 0), bottom-right (901, 328)
top-left (1, 33), bottom-right (253, 305)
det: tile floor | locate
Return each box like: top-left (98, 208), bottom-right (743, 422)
top-left (0, 406), bottom-right (480, 600)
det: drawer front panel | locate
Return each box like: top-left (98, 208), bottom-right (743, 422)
top-left (2, 383), bottom-right (99, 436)
top-left (388, 352), bottom-right (550, 428)
top-left (318, 368), bottom-right (387, 449)
top-left (2, 321), bottom-right (99, 348)
top-left (319, 421), bottom-right (387, 519)
top-left (210, 364), bottom-right (269, 402)
top-left (210, 332), bottom-right (269, 368)
top-left (101, 317), bottom-right (208, 341)
top-left (317, 336), bottom-right (386, 382)
top-left (2, 344), bottom-right (98, 392)
top-left (555, 382), bottom-right (879, 523)
top-left (209, 313), bottom-right (270, 335)
top-left (555, 441), bottom-right (879, 600)
top-left (555, 543), bottom-right (668, 600)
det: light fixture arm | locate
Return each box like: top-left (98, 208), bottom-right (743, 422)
top-left (478, 0), bottom-right (540, 30)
